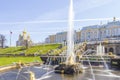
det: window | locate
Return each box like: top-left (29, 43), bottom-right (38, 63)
top-left (109, 48), bottom-right (114, 53)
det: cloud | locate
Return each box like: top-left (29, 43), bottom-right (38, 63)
top-left (35, 0), bottom-right (114, 20)
top-left (0, 17), bottom-right (117, 25)
top-left (74, 0), bottom-right (114, 15)
top-left (0, 0), bottom-right (114, 25)
top-left (0, 30), bottom-right (22, 35)
top-left (0, 0), bottom-right (115, 45)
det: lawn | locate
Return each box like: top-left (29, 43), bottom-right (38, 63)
top-left (0, 57), bottom-right (41, 66)
top-left (25, 44), bottom-right (61, 54)
top-left (0, 44), bottom-right (61, 55)
top-left (0, 46), bottom-right (24, 54)
top-left (0, 44), bottom-right (61, 66)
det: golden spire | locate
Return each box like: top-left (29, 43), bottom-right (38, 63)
top-left (23, 29), bottom-right (27, 35)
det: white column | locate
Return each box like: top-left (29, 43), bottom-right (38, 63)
top-left (102, 46), bottom-right (105, 55)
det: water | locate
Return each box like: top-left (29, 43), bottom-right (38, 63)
top-left (97, 43), bottom-right (105, 55)
top-left (0, 65), bottom-right (120, 80)
top-left (97, 43), bottom-right (109, 70)
top-left (66, 0), bottom-right (75, 64)
top-left (86, 56), bottom-right (95, 80)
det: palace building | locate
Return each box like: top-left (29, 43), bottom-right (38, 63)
top-left (81, 18), bottom-right (120, 42)
top-left (16, 30), bottom-right (33, 47)
top-left (81, 18), bottom-right (120, 55)
top-left (45, 31), bottom-right (79, 44)
top-left (45, 17), bottom-right (120, 55)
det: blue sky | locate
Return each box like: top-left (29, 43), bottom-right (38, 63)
top-left (0, 0), bottom-right (120, 46)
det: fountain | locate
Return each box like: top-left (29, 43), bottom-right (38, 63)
top-left (97, 43), bottom-right (109, 69)
top-left (54, 0), bottom-right (83, 74)
top-left (96, 43), bottom-right (105, 56)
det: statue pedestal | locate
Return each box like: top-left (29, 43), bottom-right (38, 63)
top-left (54, 63), bottom-right (83, 74)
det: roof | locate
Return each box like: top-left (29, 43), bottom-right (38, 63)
top-left (106, 21), bottom-right (120, 28)
top-left (81, 25), bottom-right (100, 30)
top-left (81, 21), bottom-right (120, 30)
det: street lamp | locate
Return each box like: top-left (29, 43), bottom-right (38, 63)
top-left (63, 40), bottom-right (66, 46)
top-left (10, 31), bottom-right (12, 47)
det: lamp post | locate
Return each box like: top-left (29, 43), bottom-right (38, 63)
top-left (10, 31), bottom-right (12, 47)
top-left (63, 40), bottom-right (66, 46)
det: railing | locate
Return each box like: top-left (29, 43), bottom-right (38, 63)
top-left (81, 39), bottom-right (120, 45)
top-left (40, 55), bottom-right (113, 62)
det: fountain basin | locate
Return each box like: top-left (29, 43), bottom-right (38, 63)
top-left (54, 63), bottom-right (83, 74)
top-left (111, 58), bottom-right (120, 69)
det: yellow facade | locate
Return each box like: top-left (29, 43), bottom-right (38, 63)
top-left (49, 35), bottom-right (56, 43)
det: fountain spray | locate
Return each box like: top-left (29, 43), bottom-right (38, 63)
top-left (66, 0), bottom-right (76, 65)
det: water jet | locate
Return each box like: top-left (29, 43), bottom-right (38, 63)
top-left (54, 0), bottom-right (83, 74)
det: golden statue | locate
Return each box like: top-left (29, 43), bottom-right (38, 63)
top-left (30, 71), bottom-right (35, 80)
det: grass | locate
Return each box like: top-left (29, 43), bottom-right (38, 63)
top-left (0, 44), bottom-right (61, 54)
top-left (25, 44), bottom-right (61, 54)
top-left (0, 47), bottom-right (24, 54)
top-left (0, 44), bottom-right (61, 66)
top-left (0, 57), bottom-right (41, 66)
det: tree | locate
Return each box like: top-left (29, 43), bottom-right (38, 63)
top-left (0, 34), bottom-right (6, 48)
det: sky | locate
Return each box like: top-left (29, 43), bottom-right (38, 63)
top-left (0, 0), bottom-right (120, 46)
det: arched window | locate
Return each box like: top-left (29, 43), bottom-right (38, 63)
top-left (109, 48), bottom-right (114, 53)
